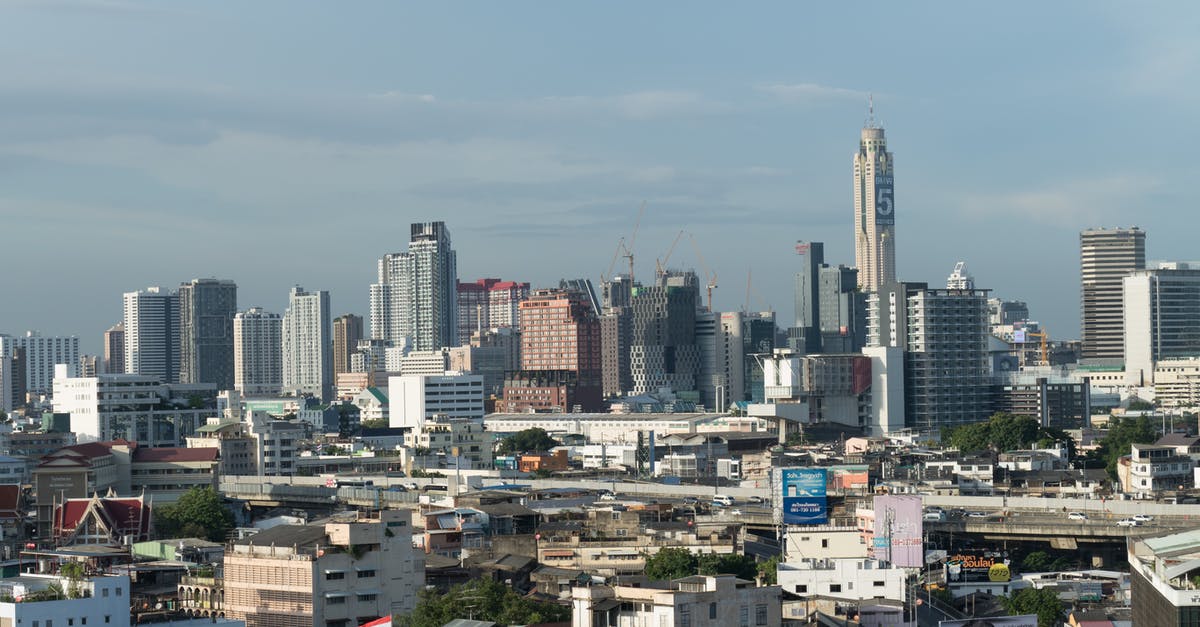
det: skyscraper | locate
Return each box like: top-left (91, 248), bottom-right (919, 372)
top-left (1081, 227), bottom-right (1146, 362)
top-left (332, 314), bottom-right (363, 376)
top-left (500, 288), bottom-right (603, 412)
top-left (456, 278), bottom-right (530, 345)
top-left (793, 241), bottom-right (825, 353)
top-left (696, 310), bottom-right (744, 411)
top-left (282, 286), bottom-right (333, 400)
top-left (123, 287), bottom-right (180, 383)
top-left (178, 278), bottom-right (237, 389)
top-left (1123, 262), bottom-right (1200, 385)
top-left (234, 307), bottom-right (282, 395)
top-left (369, 221), bottom-right (458, 351)
top-left (853, 103), bottom-right (896, 292)
top-left (103, 323), bottom-right (125, 375)
top-left (0, 332), bottom-right (79, 411)
top-left (629, 270), bottom-right (701, 396)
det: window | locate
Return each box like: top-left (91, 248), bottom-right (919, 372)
top-left (326, 571), bottom-right (346, 580)
top-left (829, 584), bottom-right (842, 593)
top-left (709, 603), bottom-right (717, 619)
top-left (874, 580), bottom-right (885, 587)
top-left (115, 588), bottom-right (122, 597)
top-left (821, 539), bottom-right (829, 548)
top-left (358, 593), bottom-right (378, 602)
top-left (755, 604), bottom-right (767, 626)
top-left (680, 604), bottom-right (692, 627)
top-left (328, 595), bottom-right (347, 605)
top-left (103, 588), bottom-right (109, 597)
top-left (796, 585), bottom-right (808, 593)
top-left (357, 569), bottom-right (376, 578)
top-left (740, 605), bottom-right (749, 627)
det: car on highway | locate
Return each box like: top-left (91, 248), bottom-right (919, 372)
top-left (712, 495), bottom-right (735, 507)
top-left (748, 496), bottom-right (764, 504)
top-left (966, 511), bottom-right (989, 518)
top-left (1117, 518), bottom-right (1139, 527)
top-left (683, 496), bottom-right (699, 505)
top-left (402, 482), bottom-right (418, 491)
top-left (730, 509), bottom-right (744, 516)
top-left (1067, 512), bottom-right (1088, 521)
top-left (599, 493), bottom-right (617, 501)
top-left (1132, 514), bottom-right (1154, 523)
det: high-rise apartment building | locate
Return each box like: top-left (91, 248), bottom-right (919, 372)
top-left (818, 264), bottom-right (866, 353)
top-left (123, 286), bottom-right (179, 383)
top-left (696, 310), bottom-right (745, 411)
top-left (332, 314), bottom-right (363, 376)
top-left (178, 278), bottom-right (237, 389)
top-left (456, 278), bottom-right (530, 345)
top-left (853, 107), bottom-right (897, 292)
top-left (794, 241), bottom-right (825, 353)
top-left (869, 282), bottom-right (990, 431)
top-left (500, 288), bottom-right (603, 412)
top-left (946, 261), bottom-right (975, 290)
top-left (103, 323), bottom-right (125, 375)
top-left (629, 270), bottom-right (701, 396)
top-left (369, 221), bottom-right (458, 351)
top-left (742, 311), bottom-right (777, 403)
top-left (1124, 262), bottom-right (1200, 385)
top-left (233, 307), bottom-right (283, 395)
top-left (1081, 227), bottom-right (1146, 362)
top-left (282, 286), bottom-right (332, 401)
top-left (0, 332), bottom-right (80, 410)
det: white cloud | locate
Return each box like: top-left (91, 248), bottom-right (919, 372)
top-left (757, 82), bottom-right (869, 102)
top-left (369, 91), bottom-right (437, 104)
top-left (959, 174), bottom-right (1163, 227)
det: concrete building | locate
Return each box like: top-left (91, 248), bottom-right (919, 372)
top-left (1124, 263), bottom-right (1200, 386)
top-left (332, 314), bottom-right (363, 377)
top-left (398, 349), bottom-right (450, 376)
top-left (0, 332), bottom-right (80, 411)
top-left (370, 221), bottom-right (458, 351)
top-left (818, 264), bottom-right (866, 354)
top-left (187, 419), bottom-right (259, 477)
top-left (178, 278), bottom-right (238, 389)
top-left (571, 575), bottom-right (781, 627)
top-left (122, 286), bottom-right (179, 383)
top-left (447, 344), bottom-right (507, 396)
top-left (777, 558), bottom-right (907, 606)
top-left (456, 278), bottom-right (530, 345)
top-left (946, 261), bottom-right (975, 290)
top-left (629, 271), bottom-right (702, 398)
top-left (798, 353), bottom-right (872, 430)
top-left (502, 288), bottom-right (603, 412)
top-left (794, 241), bottom-right (825, 353)
top-left (742, 311), bottom-right (777, 403)
top-left (282, 286), bottom-right (333, 401)
top-left (1119, 443), bottom-right (1195, 497)
top-left (52, 369), bottom-right (217, 446)
top-left (233, 307), bottom-right (283, 396)
top-left (387, 374), bottom-right (484, 431)
top-left (853, 106), bottom-right (897, 292)
top-left (78, 354), bottom-right (99, 378)
top-left (350, 339), bottom-right (390, 374)
top-left (992, 375), bottom-right (1092, 429)
top-left (223, 510), bottom-right (422, 627)
top-left (405, 414), bottom-right (491, 469)
top-left (988, 298), bottom-right (1030, 328)
top-left (128, 445), bottom-right (220, 503)
top-left (1081, 227), bottom-right (1145, 362)
top-left (0, 573), bottom-right (131, 627)
top-left (696, 311), bottom-right (744, 412)
top-left (103, 322), bottom-right (125, 375)
top-left (869, 283), bottom-right (990, 431)
top-left (1128, 528), bottom-right (1200, 625)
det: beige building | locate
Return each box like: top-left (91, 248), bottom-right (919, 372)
top-left (572, 574), bottom-right (782, 627)
top-left (538, 520), bottom-right (737, 577)
top-left (405, 415), bottom-right (491, 469)
top-left (186, 419), bottom-right (259, 477)
top-left (224, 510), bottom-right (422, 627)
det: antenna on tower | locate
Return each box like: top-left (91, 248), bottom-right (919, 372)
top-left (866, 93), bottom-right (877, 128)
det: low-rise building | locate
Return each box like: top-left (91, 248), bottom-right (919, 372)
top-left (187, 419), bottom-right (258, 476)
top-left (0, 573), bottom-right (132, 627)
top-left (537, 521), bottom-right (737, 577)
top-left (1119, 443), bottom-right (1196, 497)
top-left (776, 558), bottom-right (907, 605)
top-left (571, 574), bottom-right (782, 627)
top-left (129, 446), bottom-right (219, 503)
top-left (1128, 528), bottom-right (1200, 625)
top-left (223, 510), bottom-right (422, 627)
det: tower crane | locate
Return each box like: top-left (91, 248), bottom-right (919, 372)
top-left (656, 229), bottom-right (687, 278)
top-left (686, 232), bottom-right (717, 311)
top-left (621, 201), bottom-right (647, 285)
top-left (1022, 330), bottom-right (1050, 367)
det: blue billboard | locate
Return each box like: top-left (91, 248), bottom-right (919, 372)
top-left (781, 468), bottom-right (827, 525)
top-left (874, 174), bottom-right (894, 225)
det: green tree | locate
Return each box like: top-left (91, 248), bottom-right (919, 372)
top-left (497, 428), bottom-right (560, 455)
top-left (398, 577), bottom-right (569, 627)
top-left (945, 413), bottom-right (1041, 453)
top-left (155, 487), bottom-right (235, 543)
top-left (757, 554), bottom-right (781, 585)
top-left (1020, 551), bottom-right (1051, 572)
top-left (361, 418), bottom-right (389, 429)
top-left (644, 547), bottom-right (698, 580)
top-left (1001, 587), bottom-right (1064, 627)
top-left (697, 553), bottom-right (758, 580)
top-left (1090, 415), bottom-right (1159, 479)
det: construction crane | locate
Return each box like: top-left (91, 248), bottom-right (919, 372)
top-left (1021, 330), bottom-right (1050, 367)
top-left (686, 231), bottom-right (717, 311)
top-left (621, 201), bottom-right (647, 285)
top-left (656, 229), bottom-right (686, 278)
top-left (602, 237), bottom-right (627, 283)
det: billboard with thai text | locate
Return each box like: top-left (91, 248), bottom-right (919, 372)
top-left (872, 494), bottom-right (923, 568)
top-left (781, 468), bottom-right (827, 525)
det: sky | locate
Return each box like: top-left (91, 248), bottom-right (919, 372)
top-left (3, 1), bottom-right (1200, 355)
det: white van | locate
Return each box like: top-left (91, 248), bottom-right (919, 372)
top-left (923, 511), bottom-right (947, 522)
top-left (712, 495), bottom-right (735, 507)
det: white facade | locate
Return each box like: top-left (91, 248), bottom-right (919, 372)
top-left (853, 115), bottom-right (896, 292)
top-left (233, 307), bottom-right (282, 395)
top-left (369, 221), bottom-right (458, 351)
top-left (0, 574), bottom-right (131, 626)
top-left (864, 346), bottom-right (905, 435)
top-left (783, 527), bottom-right (870, 562)
top-left (777, 558), bottom-right (907, 604)
top-left (576, 444), bottom-right (639, 469)
top-left (123, 286), bottom-right (179, 383)
top-left (387, 373), bottom-right (483, 430)
top-left (282, 286), bottom-right (332, 401)
top-left (0, 332), bottom-right (80, 410)
top-left (572, 575), bottom-right (781, 627)
top-left (53, 370), bottom-right (215, 446)
top-left (399, 349), bottom-right (450, 376)
top-left (1124, 265), bottom-right (1200, 386)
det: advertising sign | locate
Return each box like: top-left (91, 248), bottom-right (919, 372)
top-left (872, 495), bottom-right (923, 568)
top-left (875, 175), bottom-right (894, 225)
top-left (944, 550), bottom-right (1010, 583)
top-left (781, 468), bottom-right (827, 525)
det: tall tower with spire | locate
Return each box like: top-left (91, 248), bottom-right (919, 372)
top-left (853, 97), bottom-right (896, 292)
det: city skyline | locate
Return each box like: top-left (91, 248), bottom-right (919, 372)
top-left (4, 3), bottom-right (1200, 354)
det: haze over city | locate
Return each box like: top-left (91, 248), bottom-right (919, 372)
top-left (3, 2), bottom-right (1199, 353)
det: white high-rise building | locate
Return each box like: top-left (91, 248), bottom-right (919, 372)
top-left (369, 221), bottom-right (458, 351)
top-left (1081, 227), bottom-right (1146, 362)
top-left (282, 286), bottom-right (332, 401)
top-left (1124, 263), bottom-right (1200, 386)
top-left (123, 287), bottom-right (179, 383)
top-left (853, 100), bottom-right (897, 293)
top-left (0, 331), bottom-right (80, 411)
top-left (234, 307), bottom-right (282, 395)
top-left (946, 261), bottom-right (975, 290)
top-left (387, 373), bottom-right (483, 431)
top-left (696, 311), bottom-right (744, 411)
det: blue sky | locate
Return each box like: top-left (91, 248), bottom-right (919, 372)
top-left (2, 1), bottom-right (1199, 353)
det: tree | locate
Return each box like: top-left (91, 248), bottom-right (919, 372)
top-left (497, 428), bottom-right (560, 455)
top-left (155, 487), bottom-right (235, 543)
top-left (697, 553), bottom-right (758, 580)
top-left (1001, 587), bottom-right (1064, 627)
top-left (1020, 551), bottom-right (1051, 572)
top-left (1090, 415), bottom-right (1159, 479)
top-left (398, 577), bottom-right (569, 627)
top-left (945, 413), bottom-right (1040, 453)
top-left (757, 555), bottom-right (781, 585)
top-left (644, 547), bottom-right (698, 580)
top-left (361, 418), bottom-right (389, 429)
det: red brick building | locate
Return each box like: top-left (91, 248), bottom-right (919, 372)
top-left (501, 289), bottom-right (603, 412)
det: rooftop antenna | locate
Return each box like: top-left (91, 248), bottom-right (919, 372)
top-left (866, 93), bottom-right (877, 128)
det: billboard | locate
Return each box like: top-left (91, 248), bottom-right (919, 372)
top-left (872, 495), bottom-right (923, 568)
top-left (938, 617), bottom-right (1037, 627)
top-left (781, 468), bottom-right (827, 525)
top-left (944, 550), bottom-right (1011, 583)
top-left (874, 174), bottom-right (894, 225)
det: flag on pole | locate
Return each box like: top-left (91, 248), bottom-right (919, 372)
top-left (360, 617), bottom-right (392, 627)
